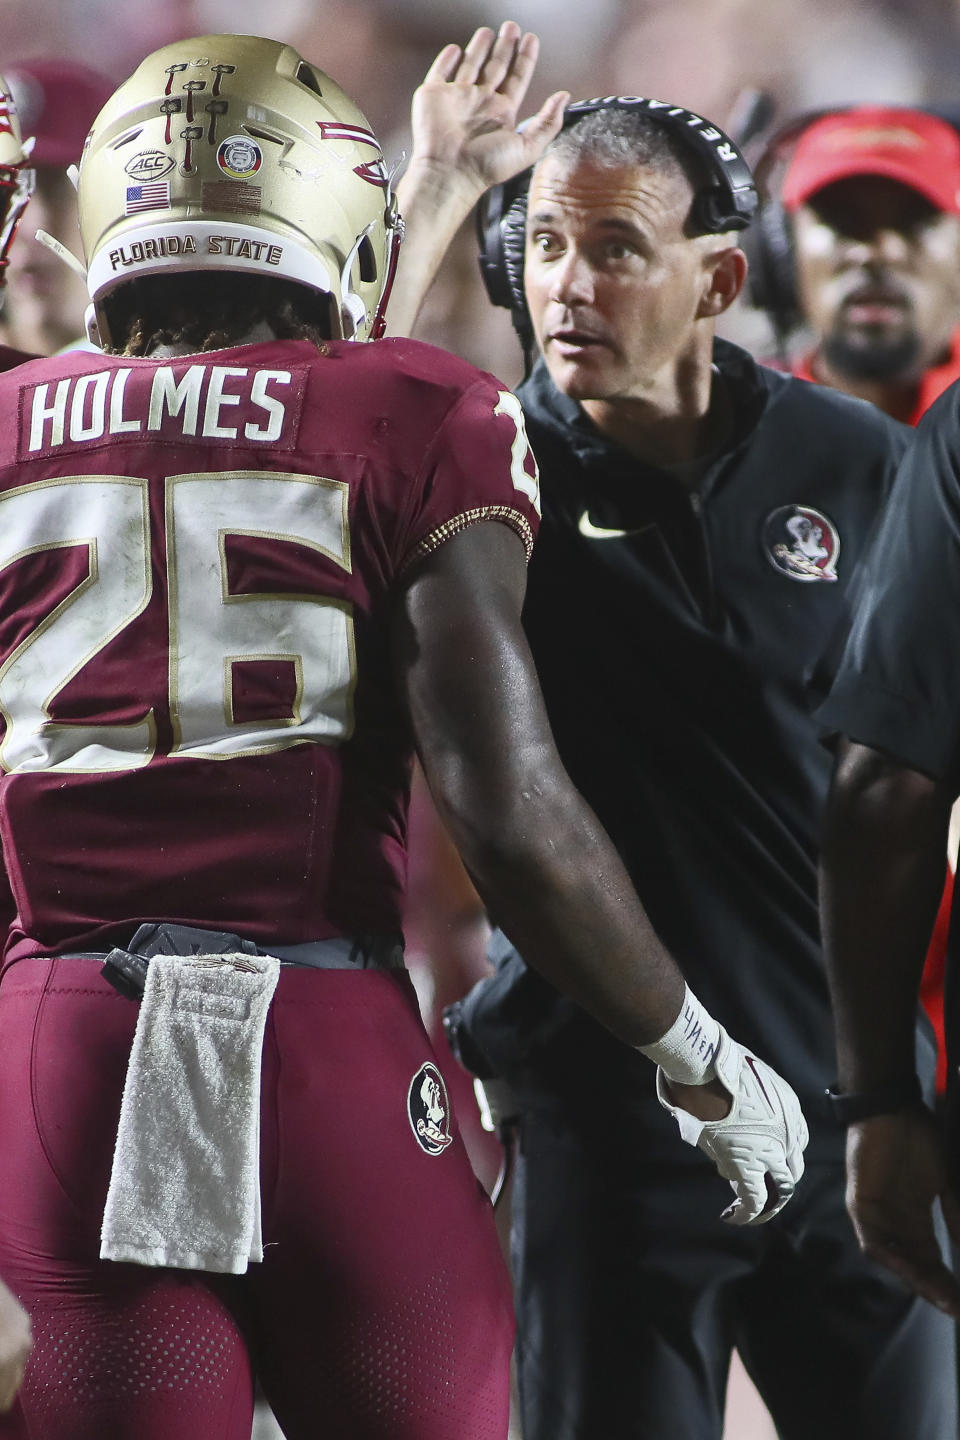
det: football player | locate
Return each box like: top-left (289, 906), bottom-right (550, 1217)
top-left (0, 34), bottom-right (803, 1440)
top-left (0, 61), bottom-right (109, 357)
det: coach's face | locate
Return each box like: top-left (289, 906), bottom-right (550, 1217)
top-left (793, 176), bottom-right (960, 379)
top-left (523, 152), bottom-right (736, 412)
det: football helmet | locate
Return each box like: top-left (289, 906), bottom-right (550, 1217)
top-left (0, 75), bottom-right (34, 297)
top-left (77, 35), bottom-right (402, 347)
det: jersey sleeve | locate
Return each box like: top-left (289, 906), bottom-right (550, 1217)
top-left (396, 377), bottom-right (541, 574)
top-left (817, 386), bottom-right (960, 779)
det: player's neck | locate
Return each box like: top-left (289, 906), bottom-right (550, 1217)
top-left (147, 319), bottom-right (280, 359)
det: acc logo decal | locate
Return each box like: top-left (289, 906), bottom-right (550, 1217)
top-left (407, 1062), bottom-right (454, 1155)
top-left (763, 504), bottom-right (840, 583)
top-left (216, 135), bottom-right (262, 181)
top-left (125, 151), bottom-right (175, 182)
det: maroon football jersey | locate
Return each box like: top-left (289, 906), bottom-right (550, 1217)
top-left (0, 338), bottom-right (541, 958)
top-left (0, 343), bottom-right (36, 371)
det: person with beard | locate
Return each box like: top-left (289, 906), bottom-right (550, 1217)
top-left (778, 106), bottom-right (960, 1111)
top-left (781, 107), bottom-right (960, 425)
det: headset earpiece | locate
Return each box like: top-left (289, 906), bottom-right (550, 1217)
top-left (741, 109), bottom-right (838, 344)
top-left (477, 178), bottom-right (528, 309)
top-left (742, 197), bottom-right (798, 334)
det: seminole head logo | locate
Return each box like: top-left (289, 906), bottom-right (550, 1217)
top-left (763, 504), bottom-right (840, 583)
top-left (407, 1062), bottom-right (454, 1155)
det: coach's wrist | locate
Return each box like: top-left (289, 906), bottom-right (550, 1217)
top-left (825, 1075), bottom-right (924, 1125)
top-left (397, 158), bottom-right (485, 221)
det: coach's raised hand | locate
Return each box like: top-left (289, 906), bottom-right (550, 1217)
top-left (390, 20), bottom-right (568, 334)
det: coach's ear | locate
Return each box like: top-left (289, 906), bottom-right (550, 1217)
top-left (697, 243), bottom-right (747, 319)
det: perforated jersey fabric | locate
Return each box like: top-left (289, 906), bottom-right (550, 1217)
top-left (10, 1277), bottom-right (253, 1439)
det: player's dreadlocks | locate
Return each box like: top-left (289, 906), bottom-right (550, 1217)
top-left (104, 272), bottom-right (334, 357)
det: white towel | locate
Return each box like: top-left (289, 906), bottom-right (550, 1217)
top-left (100, 951), bottom-right (281, 1275)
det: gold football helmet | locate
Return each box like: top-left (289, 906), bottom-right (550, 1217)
top-left (78, 35), bottom-right (402, 346)
top-left (0, 74), bottom-right (34, 296)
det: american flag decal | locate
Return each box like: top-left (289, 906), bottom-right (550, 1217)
top-left (317, 121), bottom-right (379, 149)
top-left (0, 93), bottom-right (15, 138)
top-left (125, 181), bottom-right (171, 215)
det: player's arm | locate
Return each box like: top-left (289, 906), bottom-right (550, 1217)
top-left (395, 520), bottom-right (685, 1049)
top-left (820, 737), bottom-right (960, 1314)
top-left (393, 519), bottom-right (808, 1223)
top-left (0, 1278), bottom-right (31, 1413)
top-left (388, 21), bottom-right (568, 337)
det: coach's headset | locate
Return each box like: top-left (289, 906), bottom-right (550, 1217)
top-left (476, 95), bottom-right (759, 370)
top-left (742, 103), bottom-right (960, 351)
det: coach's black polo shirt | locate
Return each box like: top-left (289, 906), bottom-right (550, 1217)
top-left (463, 339), bottom-right (916, 1153)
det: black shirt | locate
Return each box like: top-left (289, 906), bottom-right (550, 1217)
top-left (462, 339), bottom-right (916, 1149)
top-left (819, 379), bottom-right (960, 783)
top-left (818, 380), bottom-right (960, 1115)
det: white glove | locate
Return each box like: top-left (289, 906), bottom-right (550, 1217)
top-left (638, 986), bottom-right (808, 1225)
top-left (655, 1028), bottom-right (808, 1225)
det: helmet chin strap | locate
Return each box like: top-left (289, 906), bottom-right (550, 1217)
top-left (339, 220), bottom-right (376, 340)
top-left (84, 301), bottom-right (102, 350)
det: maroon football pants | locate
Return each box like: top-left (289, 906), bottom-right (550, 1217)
top-left (0, 958), bottom-right (513, 1439)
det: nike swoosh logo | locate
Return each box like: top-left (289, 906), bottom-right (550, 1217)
top-left (745, 1056), bottom-right (775, 1113)
top-left (577, 511), bottom-right (655, 541)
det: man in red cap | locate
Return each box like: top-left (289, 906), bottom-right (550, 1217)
top-left (782, 106), bottom-right (960, 425)
top-left (0, 60), bottom-right (111, 356)
top-left (770, 106), bottom-right (960, 1105)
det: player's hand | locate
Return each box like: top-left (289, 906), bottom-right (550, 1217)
top-left (0, 1278), bottom-right (31, 1413)
top-left (657, 1031), bottom-right (808, 1224)
top-left (408, 21), bottom-right (569, 204)
top-left (845, 1108), bottom-right (960, 1317)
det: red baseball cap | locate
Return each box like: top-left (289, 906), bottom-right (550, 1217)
top-left (4, 59), bottom-right (113, 169)
top-left (781, 106), bottom-right (960, 216)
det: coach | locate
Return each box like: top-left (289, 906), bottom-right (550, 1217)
top-left (393, 24), bottom-right (957, 1440)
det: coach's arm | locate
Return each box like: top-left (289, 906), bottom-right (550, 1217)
top-left (389, 21), bottom-right (567, 337)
